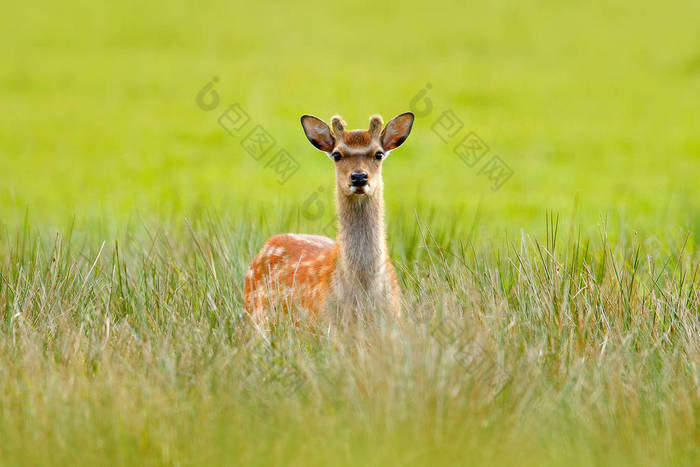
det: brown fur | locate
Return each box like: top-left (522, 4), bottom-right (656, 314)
top-left (245, 112), bottom-right (414, 318)
top-left (342, 130), bottom-right (372, 147)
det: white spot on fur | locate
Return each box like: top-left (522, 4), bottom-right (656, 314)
top-left (252, 287), bottom-right (264, 299)
top-left (289, 234), bottom-right (335, 246)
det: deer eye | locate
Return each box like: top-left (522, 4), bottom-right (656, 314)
top-left (332, 152), bottom-right (342, 162)
top-left (375, 151), bottom-right (384, 160)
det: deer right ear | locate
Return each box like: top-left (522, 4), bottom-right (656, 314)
top-left (301, 115), bottom-right (335, 153)
top-left (381, 112), bottom-right (414, 152)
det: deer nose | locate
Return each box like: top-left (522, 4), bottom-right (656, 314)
top-left (351, 172), bottom-right (368, 187)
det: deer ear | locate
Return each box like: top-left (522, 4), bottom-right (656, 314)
top-left (381, 112), bottom-right (414, 151)
top-left (301, 115), bottom-right (334, 152)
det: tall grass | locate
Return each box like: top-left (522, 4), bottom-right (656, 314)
top-left (0, 213), bottom-right (698, 465)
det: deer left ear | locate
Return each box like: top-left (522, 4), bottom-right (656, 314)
top-left (301, 115), bottom-right (335, 153)
top-left (381, 112), bottom-right (414, 151)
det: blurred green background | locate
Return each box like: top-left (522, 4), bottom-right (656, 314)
top-left (1, 0), bottom-right (699, 235)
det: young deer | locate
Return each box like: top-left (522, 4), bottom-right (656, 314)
top-left (244, 112), bottom-right (414, 317)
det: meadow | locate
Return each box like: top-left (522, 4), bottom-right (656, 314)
top-left (1, 0), bottom-right (700, 464)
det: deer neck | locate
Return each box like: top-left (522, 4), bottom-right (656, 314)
top-left (335, 181), bottom-right (388, 291)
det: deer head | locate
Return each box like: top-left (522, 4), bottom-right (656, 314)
top-left (301, 112), bottom-right (414, 199)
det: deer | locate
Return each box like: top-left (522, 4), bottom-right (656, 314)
top-left (243, 112), bottom-right (414, 319)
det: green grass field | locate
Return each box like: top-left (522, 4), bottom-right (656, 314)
top-left (1, 0), bottom-right (700, 465)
